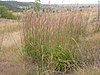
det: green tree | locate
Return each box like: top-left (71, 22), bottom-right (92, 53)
top-left (0, 6), bottom-right (17, 19)
top-left (34, 0), bottom-right (41, 12)
top-left (0, 6), bottom-right (8, 18)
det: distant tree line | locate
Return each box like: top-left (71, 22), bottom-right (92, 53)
top-left (0, 1), bottom-right (34, 12)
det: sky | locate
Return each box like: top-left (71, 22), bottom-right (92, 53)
top-left (8, 0), bottom-right (99, 4)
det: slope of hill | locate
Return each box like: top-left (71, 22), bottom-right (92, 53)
top-left (0, 1), bottom-right (34, 11)
top-left (0, 1), bottom-right (97, 12)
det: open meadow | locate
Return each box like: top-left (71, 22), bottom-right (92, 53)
top-left (0, 6), bottom-right (100, 75)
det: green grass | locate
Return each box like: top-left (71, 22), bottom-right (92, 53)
top-left (22, 12), bottom-right (88, 75)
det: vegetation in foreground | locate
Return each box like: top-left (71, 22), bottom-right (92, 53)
top-left (22, 8), bottom-right (100, 75)
top-left (0, 2), bottom-right (100, 75)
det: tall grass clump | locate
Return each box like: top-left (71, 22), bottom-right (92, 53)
top-left (22, 11), bottom-right (88, 74)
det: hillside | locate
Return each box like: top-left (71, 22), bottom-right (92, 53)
top-left (0, 1), bottom-right (97, 12)
top-left (0, 1), bottom-right (34, 11)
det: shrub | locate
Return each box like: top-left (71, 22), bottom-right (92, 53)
top-left (0, 6), bottom-right (17, 19)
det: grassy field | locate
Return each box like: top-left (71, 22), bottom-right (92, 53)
top-left (0, 7), bottom-right (100, 75)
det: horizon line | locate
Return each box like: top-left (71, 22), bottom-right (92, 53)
top-left (2, 0), bottom-right (99, 4)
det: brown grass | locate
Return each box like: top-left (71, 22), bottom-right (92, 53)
top-left (0, 7), bottom-right (100, 75)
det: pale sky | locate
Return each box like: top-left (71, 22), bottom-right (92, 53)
top-left (12, 0), bottom-right (99, 4)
